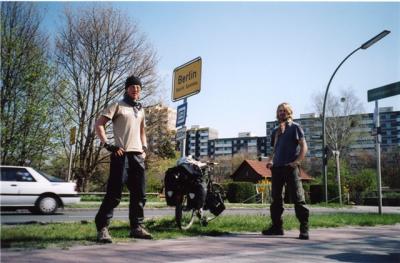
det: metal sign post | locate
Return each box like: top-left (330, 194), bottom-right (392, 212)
top-left (374, 101), bottom-right (382, 215)
top-left (172, 57), bottom-right (202, 158)
top-left (367, 81), bottom-right (399, 215)
top-left (176, 99), bottom-right (188, 157)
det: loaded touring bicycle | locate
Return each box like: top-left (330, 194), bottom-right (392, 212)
top-left (164, 156), bottom-right (226, 230)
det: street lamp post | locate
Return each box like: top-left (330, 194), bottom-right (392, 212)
top-left (322, 30), bottom-right (390, 203)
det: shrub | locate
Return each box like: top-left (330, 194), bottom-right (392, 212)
top-left (383, 191), bottom-right (400, 198)
top-left (146, 153), bottom-right (179, 193)
top-left (226, 182), bottom-right (256, 203)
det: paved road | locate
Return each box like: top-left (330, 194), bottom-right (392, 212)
top-left (2, 206), bottom-right (400, 224)
top-left (2, 224), bottom-right (400, 262)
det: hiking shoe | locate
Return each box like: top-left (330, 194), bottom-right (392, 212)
top-left (299, 231), bottom-right (309, 240)
top-left (299, 224), bottom-right (309, 240)
top-left (130, 226), bottom-right (153, 239)
top-left (97, 227), bottom-right (112, 243)
top-left (262, 225), bottom-right (284, 236)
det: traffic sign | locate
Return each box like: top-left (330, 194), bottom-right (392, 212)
top-left (176, 126), bottom-right (187, 141)
top-left (371, 127), bottom-right (382, 136)
top-left (367, 81), bottom-right (400, 102)
top-left (70, 127), bottom-right (77, 145)
top-left (176, 102), bottom-right (187, 128)
top-left (172, 57), bottom-right (202, 101)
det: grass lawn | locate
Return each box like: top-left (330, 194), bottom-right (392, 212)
top-left (2, 213), bottom-right (400, 249)
top-left (67, 201), bottom-right (353, 209)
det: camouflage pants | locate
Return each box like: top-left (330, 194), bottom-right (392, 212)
top-left (270, 166), bottom-right (309, 228)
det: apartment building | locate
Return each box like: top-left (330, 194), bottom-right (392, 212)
top-left (145, 104), bottom-right (177, 131)
top-left (265, 107), bottom-right (400, 158)
top-left (145, 104), bottom-right (177, 152)
top-left (208, 133), bottom-right (267, 159)
top-left (185, 126), bottom-right (218, 158)
top-left (181, 127), bottom-right (267, 159)
top-left (375, 107), bottom-right (400, 149)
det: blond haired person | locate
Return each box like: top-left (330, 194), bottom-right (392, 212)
top-left (263, 102), bottom-right (310, 240)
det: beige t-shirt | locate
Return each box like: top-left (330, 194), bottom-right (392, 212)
top-left (101, 100), bottom-right (145, 152)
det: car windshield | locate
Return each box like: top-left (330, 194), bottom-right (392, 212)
top-left (37, 170), bottom-right (66, 182)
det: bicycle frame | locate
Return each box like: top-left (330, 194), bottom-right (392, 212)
top-left (174, 163), bottom-right (225, 230)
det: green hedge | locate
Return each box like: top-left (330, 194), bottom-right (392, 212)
top-left (226, 182), bottom-right (257, 203)
top-left (309, 184), bottom-right (344, 204)
top-left (80, 194), bottom-right (161, 202)
top-left (363, 197), bottom-right (400, 206)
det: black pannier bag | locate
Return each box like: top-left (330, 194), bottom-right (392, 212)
top-left (164, 166), bottom-right (185, 206)
top-left (183, 163), bottom-right (207, 209)
top-left (205, 191), bottom-right (225, 216)
top-left (187, 181), bottom-right (207, 209)
top-left (164, 163), bottom-right (207, 207)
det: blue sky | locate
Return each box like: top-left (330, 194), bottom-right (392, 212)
top-left (39, 2), bottom-right (400, 137)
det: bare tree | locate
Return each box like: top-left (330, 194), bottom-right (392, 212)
top-left (213, 155), bottom-right (232, 183)
top-left (212, 151), bottom-right (257, 183)
top-left (55, 6), bottom-right (159, 191)
top-left (313, 88), bottom-right (365, 157)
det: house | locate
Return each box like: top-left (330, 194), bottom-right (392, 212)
top-left (231, 160), bottom-right (313, 183)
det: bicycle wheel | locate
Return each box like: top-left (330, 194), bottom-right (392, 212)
top-left (202, 182), bottom-right (226, 224)
top-left (211, 183), bottom-right (226, 200)
top-left (202, 208), bottom-right (218, 224)
top-left (175, 194), bottom-right (196, 230)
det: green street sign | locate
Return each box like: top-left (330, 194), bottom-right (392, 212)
top-left (368, 81), bottom-right (400, 102)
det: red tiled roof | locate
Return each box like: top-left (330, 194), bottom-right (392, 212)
top-left (245, 160), bottom-right (271, 178)
top-left (234, 160), bottom-right (313, 181)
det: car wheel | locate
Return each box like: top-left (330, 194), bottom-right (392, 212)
top-left (36, 196), bottom-right (59, 214)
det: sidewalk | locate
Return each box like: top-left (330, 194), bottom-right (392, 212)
top-left (2, 224), bottom-right (400, 263)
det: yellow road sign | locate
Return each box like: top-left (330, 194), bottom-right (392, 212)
top-left (70, 127), bottom-right (77, 145)
top-left (172, 57), bottom-right (202, 101)
top-left (256, 179), bottom-right (270, 193)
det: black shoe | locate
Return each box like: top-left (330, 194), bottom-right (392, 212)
top-left (299, 224), bottom-right (309, 240)
top-left (262, 226), bottom-right (284, 236)
top-left (299, 231), bottom-right (309, 240)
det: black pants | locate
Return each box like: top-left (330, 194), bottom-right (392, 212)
top-left (95, 152), bottom-right (146, 231)
top-left (270, 166), bottom-right (309, 228)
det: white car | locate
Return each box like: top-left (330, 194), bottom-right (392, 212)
top-left (0, 166), bottom-right (80, 214)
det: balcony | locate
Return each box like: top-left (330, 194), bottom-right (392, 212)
top-left (215, 149), bottom-right (232, 154)
top-left (350, 144), bottom-right (375, 149)
top-left (215, 143), bottom-right (232, 147)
